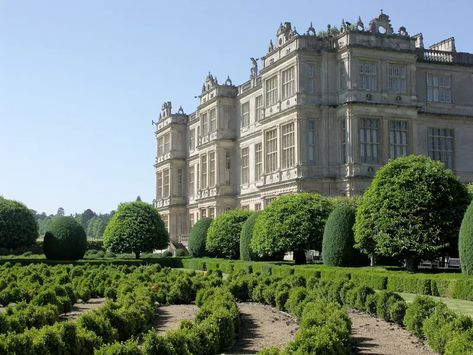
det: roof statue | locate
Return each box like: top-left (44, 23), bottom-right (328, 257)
top-left (250, 57), bottom-right (259, 79)
top-left (306, 22), bottom-right (316, 36)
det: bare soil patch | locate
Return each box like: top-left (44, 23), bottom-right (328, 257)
top-left (62, 297), bottom-right (106, 320)
top-left (154, 303), bottom-right (298, 353)
top-left (227, 302), bottom-right (298, 354)
top-left (349, 309), bottom-right (435, 355)
top-left (155, 304), bottom-right (199, 335)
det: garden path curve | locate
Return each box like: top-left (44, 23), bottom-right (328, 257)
top-left (349, 309), bottom-right (435, 355)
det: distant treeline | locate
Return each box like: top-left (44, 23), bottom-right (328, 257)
top-left (31, 208), bottom-right (114, 238)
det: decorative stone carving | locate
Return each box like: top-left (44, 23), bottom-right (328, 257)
top-left (356, 16), bottom-right (365, 31)
top-left (203, 72), bottom-right (217, 92)
top-left (224, 75), bottom-right (233, 86)
top-left (306, 22), bottom-right (316, 36)
top-left (277, 22), bottom-right (294, 45)
top-left (268, 39), bottom-right (274, 52)
top-left (161, 101), bottom-right (172, 118)
top-left (398, 26), bottom-right (409, 37)
top-left (368, 10), bottom-right (394, 35)
top-left (177, 106), bottom-right (184, 115)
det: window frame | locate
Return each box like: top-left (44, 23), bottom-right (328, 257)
top-left (241, 147), bottom-right (249, 185)
top-left (282, 66), bottom-right (295, 99)
top-left (427, 73), bottom-right (452, 103)
top-left (241, 102), bottom-right (250, 127)
top-left (389, 120), bottom-right (409, 159)
top-left (428, 127), bottom-right (454, 169)
top-left (255, 95), bottom-right (263, 121)
top-left (388, 64), bottom-right (407, 94)
top-left (255, 142), bottom-right (263, 180)
top-left (265, 128), bottom-right (278, 173)
top-left (265, 76), bottom-right (278, 106)
top-left (359, 62), bottom-right (377, 91)
top-left (281, 122), bottom-right (295, 169)
top-left (359, 118), bottom-right (380, 164)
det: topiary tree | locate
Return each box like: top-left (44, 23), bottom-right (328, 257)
top-left (240, 212), bottom-right (260, 261)
top-left (103, 201), bottom-right (168, 259)
top-left (187, 218), bottom-right (212, 257)
top-left (43, 216), bottom-right (87, 260)
top-left (322, 204), bottom-right (366, 266)
top-left (0, 197), bottom-right (38, 249)
top-left (250, 193), bottom-right (333, 263)
top-left (459, 201), bottom-right (473, 275)
top-left (206, 209), bottom-right (251, 259)
top-left (354, 155), bottom-right (470, 272)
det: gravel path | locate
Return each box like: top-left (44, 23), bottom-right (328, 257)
top-left (227, 302), bottom-right (298, 354)
top-left (349, 309), bottom-right (435, 355)
top-left (154, 303), bottom-right (298, 353)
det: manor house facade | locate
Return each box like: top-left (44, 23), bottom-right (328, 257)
top-left (154, 11), bottom-right (473, 241)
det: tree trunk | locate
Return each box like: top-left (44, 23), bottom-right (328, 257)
top-left (370, 254), bottom-right (376, 266)
top-left (405, 257), bottom-right (418, 272)
top-left (293, 250), bottom-right (307, 264)
top-left (135, 251), bottom-right (140, 259)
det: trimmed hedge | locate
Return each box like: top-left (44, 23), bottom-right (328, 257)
top-left (206, 210), bottom-right (251, 259)
top-left (460, 201), bottom-right (473, 275)
top-left (322, 204), bottom-right (366, 266)
top-left (179, 258), bottom-right (473, 302)
top-left (239, 212), bottom-right (259, 261)
top-left (188, 218), bottom-right (213, 257)
top-left (0, 197), bottom-right (38, 249)
top-left (43, 217), bottom-right (87, 260)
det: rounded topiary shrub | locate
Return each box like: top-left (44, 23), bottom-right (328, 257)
top-left (354, 155), bottom-right (470, 271)
top-left (188, 218), bottom-right (212, 257)
top-left (103, 201), bottom-right (168, 259)
top-left (322, 204), bottom-right (365, 266)
top-left (43, 216), bottom-right (87, 260)
top-left (251, 193), bottom-right (332, 263)
top-left (240, 212), bottom-right (260, 261)
top-left (0, 197), bottom-right (38, 249)
top-left (459, 201), bottom-right (473, 275)
top-left (206, 209), bottom-right (251, 259)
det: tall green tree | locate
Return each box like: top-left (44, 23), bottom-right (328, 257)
top-left (354, 155), bottom-right (470, 271)
top-left (103, 201), bottom-right (168, 258)
top-left (250, 193), bottom-right (332, 263)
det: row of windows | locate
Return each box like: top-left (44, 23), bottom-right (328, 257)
top-left (241, 122), bottom-right (296, 185)
top-left (157, 168), bottom-right (184, 199)
top-left (357, 118), bottom-right (454, 168)
top-left (359, 62), bottom-right (407, 94)
top-left (189, 106), bottom-right (233, 150)
top-left (265, 66), bottom-right (295, 106)
top-left (157, 133), bottom-right (170, 156)
top-left (358, 62), bottom-right (452, 103)
top-left (188, 151), bottom-right (232, 198)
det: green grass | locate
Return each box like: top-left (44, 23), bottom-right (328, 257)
top-left (400, 292), bottom-right (473, 317)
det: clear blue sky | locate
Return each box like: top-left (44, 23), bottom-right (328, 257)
top-left (1, 0), bottom-right (472, 215)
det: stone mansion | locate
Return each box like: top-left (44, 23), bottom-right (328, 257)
top-left (154, 11), bottom-right (473, 241)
